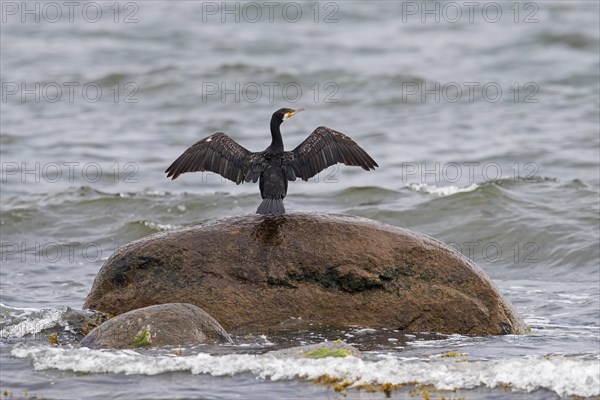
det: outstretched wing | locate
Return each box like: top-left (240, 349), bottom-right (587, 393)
top-left (284, 126), bottom-right (378, 181)
top-left (165, 132), bottom-right (252, 184)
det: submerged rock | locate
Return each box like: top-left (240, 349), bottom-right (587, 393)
top-left (269, 341), bottom-right (362, 359)
top-left (79, 303), bottom-right (233, 349)
top-left (84, 212), bottom-right (525, 335)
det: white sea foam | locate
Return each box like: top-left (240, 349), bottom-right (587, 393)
top-left (408, 183), bottom-right (479, 196)
top-left (11, 344), bottom-right (600, 398)
top-left (0, 305), bottom-right (68, 339)
top-left (141, 220), bottom-right (179, 231)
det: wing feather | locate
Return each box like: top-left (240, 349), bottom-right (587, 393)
top-left (165, 132), bottom-right (252, 184)
top-left (285, 126), bottom-right (378, 181)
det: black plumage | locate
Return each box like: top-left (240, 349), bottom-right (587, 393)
top-left (165, 108), bottom-right (378, 215)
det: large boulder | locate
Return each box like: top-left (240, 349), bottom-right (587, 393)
top-left (84, 213), bottom-right (524, 335)
top-left (79, 303), bottom-right (233, 349)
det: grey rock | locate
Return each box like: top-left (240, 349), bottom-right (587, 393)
top-left (80, 303), bottom-right (232, 349)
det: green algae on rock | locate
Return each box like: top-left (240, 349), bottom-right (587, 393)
top-left (132, 326), bottom-right (152, 347)
top-left (304, 348), bottom-right (353, 359)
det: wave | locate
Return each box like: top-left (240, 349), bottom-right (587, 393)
top-left (10, 343), bottom-right (599, 398)
top-left (407, 183), bottom-right (479, 196)
top-left (405, 175), bottom-right (565, 198)
top-left (0, 304), bottom-right (95, 340)
top-left (536, 31), bottom-right (599, 50)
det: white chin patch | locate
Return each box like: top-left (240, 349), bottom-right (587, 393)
top-left (283, 113), bottom-right (291, 120)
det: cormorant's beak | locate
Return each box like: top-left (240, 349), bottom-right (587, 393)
top-left (285, 108), bottom-right (305, 120)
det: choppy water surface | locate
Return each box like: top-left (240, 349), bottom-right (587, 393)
top-left (1, 1), bottom-right (599, 399)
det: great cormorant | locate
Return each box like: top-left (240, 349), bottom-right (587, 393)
top-left (165, 108), bottom-right (378, 215)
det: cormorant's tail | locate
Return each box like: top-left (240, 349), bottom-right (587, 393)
top-left (257, 198), bottom-right (285, 215)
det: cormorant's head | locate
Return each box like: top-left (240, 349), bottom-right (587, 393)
top-left (273, 108), bottom-right (305, 123)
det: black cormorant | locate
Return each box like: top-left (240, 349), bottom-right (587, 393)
top-left (165, 108), bottom-right (378, 215)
